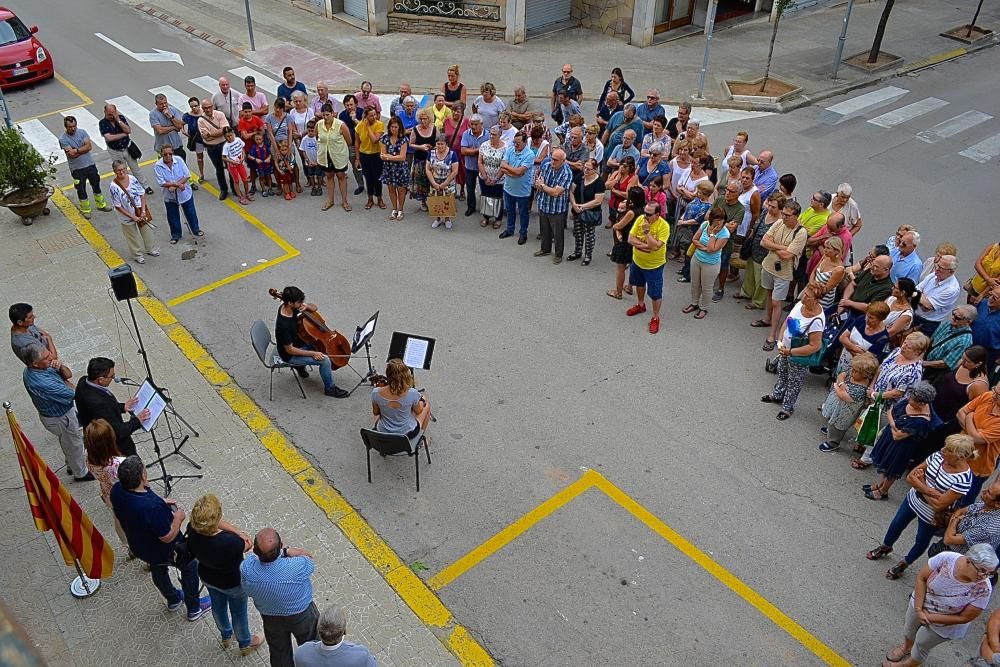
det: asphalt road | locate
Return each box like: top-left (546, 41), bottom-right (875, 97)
top-left (8, 1), bottom-right (1000, 663)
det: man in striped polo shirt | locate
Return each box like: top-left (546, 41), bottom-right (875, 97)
top-left (241, 527), bottom-right (319, 667)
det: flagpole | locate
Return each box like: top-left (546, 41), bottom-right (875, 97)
top-left (70, 559), bottom-right (101, 598)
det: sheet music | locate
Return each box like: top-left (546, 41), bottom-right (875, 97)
top-left (133, 380), bottom-right (167, 431)
top-left (359, 316), bottom-right (377, 342)
top-left (403, 338), bottom-right (429, 369)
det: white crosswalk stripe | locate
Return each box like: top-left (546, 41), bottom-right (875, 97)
top-left (19, 119), bottom-right (65, 164)
top-left (959, 132), bottom-right (1000, 163)
top-left (149, 85), bottom-right (191, 112)
top-left (867, 97), bottom-right (949, 128)
top-left (61, 108), bottom-right (107, 151)
top-left (106, 95), bottom-right (154, 136)
top-left (189, 75), bottom-right (219, 95)
top-left (916, 110), bottom-right (993, 144)
top-left (819, 86), bottom-right (908, 124)
top-left (228, 66), bottom-right (279, 96)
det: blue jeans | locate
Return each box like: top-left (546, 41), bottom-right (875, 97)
top-left (503, 192), bottom-right (531, 236)
top-left (207, 583), bottom-right (252, 648)
top-left (164, 198), bottom-right (201, 240)
top-left (882, 499), bottom-right (937, 564)
top-left (286, 344), bottom-right (337, 391)
top-left (149, 558), bottom-right (202, 614)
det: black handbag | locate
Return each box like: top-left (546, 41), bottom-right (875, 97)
top-left (127, 141), bottom-right (142, 160)
top-left (169, 526), bottom-right (196, 570)
top-left (578, 208), bottom-right (602, 226)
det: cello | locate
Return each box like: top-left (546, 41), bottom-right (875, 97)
top-left (268, 288), bottom-right (352, 368)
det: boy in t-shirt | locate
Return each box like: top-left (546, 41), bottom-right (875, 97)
top-left (222, 127), bottom-right (251, 205)
top-left (247, 131), bottom-right (273, 196)
top-left (299, 120), bottom-right (321, 196)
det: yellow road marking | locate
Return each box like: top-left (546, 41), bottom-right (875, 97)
top-left (13, 72), bottom-right (94, 123)
top-left (431, 469), bottom-right (849, 666)
top-left (58, 168), bottom-right (298, 307)
top-left (427, 473), bottom-right (593, 590)
top-left (49, 182), bottom-right (492, 666)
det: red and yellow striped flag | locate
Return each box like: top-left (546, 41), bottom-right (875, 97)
top-left (6, 406), bottom-right (115, 579)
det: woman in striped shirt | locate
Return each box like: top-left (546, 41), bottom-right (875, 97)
top-left (865, 434), bottom-right (976, 580)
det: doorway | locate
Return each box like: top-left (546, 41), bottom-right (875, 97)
top-left (654, 0), bottom-right (696, 32)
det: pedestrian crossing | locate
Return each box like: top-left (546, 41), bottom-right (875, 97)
top-left (821, 85), bottom-right (1000, 164)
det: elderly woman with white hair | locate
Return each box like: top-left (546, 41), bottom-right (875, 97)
top-left (868, 433), bottom-right (977, 578)
top-left (831, 182), bottom-right (863, 238)
top-left (674, 118), bottom-right (708, 157)
top-left (638, 142), bottom-right (670, 188)
top-left (293, 606), bottom-right (376, 665)
top-left (866, 380), bottom-right (938, 501)
top-left (879, 541), bottom-right (995, 667)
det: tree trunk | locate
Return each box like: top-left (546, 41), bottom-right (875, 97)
top-left (868, 0), bottom-right (895, 63)
top-left (967, 0), bottom-right (984, 37)
top-left (760, 15), bottom-right (782, 92)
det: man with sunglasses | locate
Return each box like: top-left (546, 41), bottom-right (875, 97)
top-left (635, 89), bottom-right (665, 133)
top-left (921, 304), bottom-right (977, 383)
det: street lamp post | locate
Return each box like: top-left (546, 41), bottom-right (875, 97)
top-left (697, 0), bottom-right (719, 99)
top-left (831, 0), bottom-right (855, 79)
top-left (244, 0), bottom-right (256, 51)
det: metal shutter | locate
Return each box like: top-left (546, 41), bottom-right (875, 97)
top-left (525, 0), bottom-right (572, 31)
top-left (344, 0), bottom-right (368, 21)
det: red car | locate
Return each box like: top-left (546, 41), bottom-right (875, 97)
top-left (0, 7), bottom-right (53, 90)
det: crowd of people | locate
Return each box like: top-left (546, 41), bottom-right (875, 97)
top-left (36, 59), bottom-right (1000, 666)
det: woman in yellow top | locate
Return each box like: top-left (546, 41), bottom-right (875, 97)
top-left (356, 106), bottom-right (385, 210)
top-left (431, 94), bottom-right (450, 131)
top-left (316, 101), bottom-right (353, 212)
top-left (626, 201), bottom-right (671, 335)
top-left (969, 242), bottom-right (1000, 304)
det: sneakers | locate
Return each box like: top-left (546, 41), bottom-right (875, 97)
top-left (431, 218), bottom-right (441, 229)
top-left (499, 231), bottom-right (513, 239)
top-left (240, 634), bottom-right (264, 656)
top-left (187, 596), bottom-right (212, 621)
top-left (712, 290), bottom-right (724, 302)
top-left (649, 317), bottom-right (661, 334)
top-left (167, 600), bottom-right (183, 612)
top-left (818, 441), bottom-right (840, 453)
top-left (325, 386), bottom-right (350, 398)
top-left (626, 303), bottom-right (647, 317)
top-left (148, 248), bottom-right (161, 257)
top-left (295, 367), bottom-right (309, 378)
top-left (445, 220), bottom-right (453, 229)
top-left (134, 255), bottom-right (145, 264)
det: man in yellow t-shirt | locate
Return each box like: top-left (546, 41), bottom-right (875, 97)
top-left (626, 202), bottom-right (671, 334)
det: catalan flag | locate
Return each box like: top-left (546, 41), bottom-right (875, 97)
top-left (6, 405), bottom-right (115, 580)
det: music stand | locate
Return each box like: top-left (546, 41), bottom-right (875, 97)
top-left (387, 331), bottom-right (435, 370)
top-left (346, 311), bottom-right (379, 396)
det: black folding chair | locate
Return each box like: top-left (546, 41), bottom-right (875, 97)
top-left (359, 428), bottom-right (431, 492)
top-left (250, 320), bottom-right (306, 400)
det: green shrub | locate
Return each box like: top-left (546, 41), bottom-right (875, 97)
top-left (0, 126), bottom-right (56, 198)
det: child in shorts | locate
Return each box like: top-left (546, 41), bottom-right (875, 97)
top-left (299, 120), bottom-right (321, 196)
top-left (222, 127), bottom-right (251, 205)
top-left (273, 139), bottom-right (295, 200)
top-left (247, 131), bottom-right (273, 196)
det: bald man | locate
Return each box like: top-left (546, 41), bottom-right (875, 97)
top-left (197, 99), bottom-right (230, 200)
top-left (241, 528), bottom-right (318, 667)
top-left (100, 103), bottom-right (152, 193)
top-left (212, 76), bottom-right (240, 128)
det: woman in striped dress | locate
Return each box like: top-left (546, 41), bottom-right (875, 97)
top-left (808, 236), bottom-right (846, 311)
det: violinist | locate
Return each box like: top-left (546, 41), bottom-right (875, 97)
top-left (275, 286), bottom-right (349, 398)
top-left (371, 359), bottom-right (431, 451)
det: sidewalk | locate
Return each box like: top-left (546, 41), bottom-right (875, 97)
top-left (0, 200), bottom-right (464, 665)
top-left (130, 0), bottom-right (997, 110)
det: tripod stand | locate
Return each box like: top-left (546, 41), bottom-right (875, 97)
top-left (347, 311), bottom-right (380, 396)
top-left (124, 298), bottom-right (202, 496)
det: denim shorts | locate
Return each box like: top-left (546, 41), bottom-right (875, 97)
top-left (629, 262), bottom-right (665, 300)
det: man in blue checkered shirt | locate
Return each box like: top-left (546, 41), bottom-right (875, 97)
top-left (532, 149), bottom-right (574, 264)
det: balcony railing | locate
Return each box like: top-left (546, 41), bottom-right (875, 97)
top-left (391, 0), bottom-right (502, 22)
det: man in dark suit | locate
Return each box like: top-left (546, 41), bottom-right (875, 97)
top-left (74, 357), bottom-right (148, 457)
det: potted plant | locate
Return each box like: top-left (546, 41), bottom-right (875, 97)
top-left (0, 125), bottom-right (57, 225)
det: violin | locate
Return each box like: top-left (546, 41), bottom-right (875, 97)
top-left (268, 288), bottom-right (352, 368)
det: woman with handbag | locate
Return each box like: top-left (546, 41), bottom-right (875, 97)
top-left (761, 284), bottom-right (825, 420)
top-left (109, 160), bottom-right (159, 264)
top-left (866, 381), bottom-right (937, 500)
top-left (477, 126), bottom-right (507, 230)
top-left (443, 103), bottom-right (469, 201)
top-left (853, 332), bottom-right (930, 469)
top-left (568, 159), bottom-right (605, 266)
top-left (425, 136), bottom-right (459, 230)
top-left (682, 208), bottom-right (728, 320)
top-left (866, 433), bottom-right (976, 581)
top-left (606, 187), bottom-right (645, 300)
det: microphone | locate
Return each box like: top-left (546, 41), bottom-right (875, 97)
top-left (114, 376), bottom-right (138, 386)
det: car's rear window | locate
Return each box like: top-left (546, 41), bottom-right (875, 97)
top-left (0, 17), bottom-right (31, 47)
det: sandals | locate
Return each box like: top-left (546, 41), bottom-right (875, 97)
top-left (682, 304), bottom-right (699, 314)
top-left (885, 645), bottom-right (908, 662)
top-left (694, 309), bottom-right (707, 320)
top-left (322, 201), bottom-right (335, 211)
top-left (364, 200), bottom-right (374, 210)
top-left (492, 220), bottom-right (502, 229)
top-left (866, 545), bottom-right (892, 561)
top-left (342, 202), bottom-right (352, 212)
top-left (623, 286), bottom-right (634, 296)
top-left (480, 219), bottom-right (489, 228)
top-left (760, 394), bottom-right (779, 403)
top-left (194, 231), bottom-right (205, 237)
top-left (745, 303), bottom-right (761, 310)
top-left (850, 458), bottom-right (871, 470)
top-left (170, 238), bottom-right (179, 245)
top-left (377, 199), bottom-right (387, 209)
top-left (864, 488), bottom-right (889, 501)
top-left (886, 561), bottom-right (908, 580)
top-left (762, 340), bottom-right (777, 351)
top-left (776, 411), bottom-right (792, 420)
top-left (750, 319), bottom-right (772, 328)
top-left (606, 290), bottom-right (623, 300)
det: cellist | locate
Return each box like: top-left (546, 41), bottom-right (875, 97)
top-left (274, 286), bottom-right (350, 398)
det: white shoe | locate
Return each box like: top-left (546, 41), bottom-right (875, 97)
top-left (148, 248), bottom-right (161, 257)
top-left (445, 219), bottom-right (453, 229)
top-left (134, 255), bottom-right (145, 264)
top-left (390, 210), bottom-right (398, 220)
top-left (431, 218), bottom-right (441, 229)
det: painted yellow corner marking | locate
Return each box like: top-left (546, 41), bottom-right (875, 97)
top-left (13, 72), bottom-right (94, 123)
top-left (430, 469), bottom-right (849, 667)
top-left (47, 189), bottom-right (491, 665)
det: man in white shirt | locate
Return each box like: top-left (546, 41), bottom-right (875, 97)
top-left (292, 606), bottom-right (376, 667)
top-left (913, 254), bottom-right (961, 334)
top-left (154, 145), bottom-right (203, 242)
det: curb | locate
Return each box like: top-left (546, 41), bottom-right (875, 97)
top-left (135, 3), bottom-right (246, 58)
top-left (47, 189), bottom-right (494, 667)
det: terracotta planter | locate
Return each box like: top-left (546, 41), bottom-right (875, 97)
top-left (1, 186), bottom-right (53, 225)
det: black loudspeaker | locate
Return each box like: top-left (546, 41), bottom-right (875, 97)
top-left (109, 264), bottom-right (138, 301)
